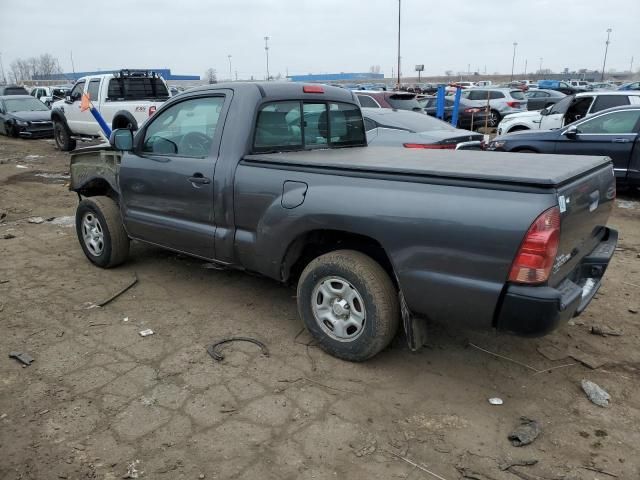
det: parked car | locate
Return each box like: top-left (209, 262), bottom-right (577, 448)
top-left (51, 69), bottom-right (171, 151)
top-left (460, 88), bottom-right (528, 126)
top-left (524, 88), bottom-right (566, 110)
top-left (590, 82), bottom-right (617, 91)
top-left (0, 85), bottom-right (29, 96)
top-left (497, 91), bottom-right (640, 135)
top-left (538, 80), bottom-right (584, 95)
top-left (361, 107), bottom-right (483, 149)
top-left (569, 80), bottom-right (592, 90)
top-left (619, 81), bottom-right (640, 91)
top-left (487, 105), bottom-right (640, 188)
top-left (418, 96), bottom-right (488, 130)
top-left (355, 90), bottom-right (423, 112)
top-left (68, 82), bottom-right (616, 361)
top-left (0, 95), bottom-right (53, 138)
top-left (30, 85), bottom-right (73, 107)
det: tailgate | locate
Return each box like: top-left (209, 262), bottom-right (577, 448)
top-left (549, 162), bottom-right (616, 286)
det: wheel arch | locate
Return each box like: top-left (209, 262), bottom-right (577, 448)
top-left (72, 177), bottom-right (120, 201)
top-left (111, 111), bottom-right (138, 131)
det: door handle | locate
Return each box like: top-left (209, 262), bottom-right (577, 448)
top-left (188, 173), bottom-right (210, 185)
top-left (612, 138), bottom-right (631, 143)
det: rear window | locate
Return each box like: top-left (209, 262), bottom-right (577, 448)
top-left (510, 90), bottom-right (526, 100)
top-left (3, 87), bottom-right (28, 95)
top-left (253, 101), bottom-right (366, 152)
top-left (592, 95), bottom-right (630, 112)
top-left (107, 77), bottom-right (169, 101)
top-left (387, 94), bottom-right (422, 111)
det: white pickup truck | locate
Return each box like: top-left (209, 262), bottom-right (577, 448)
top-left (497, 91), bottom-right (640, 135)
top-left (51, 70), bottom-right (170, 151)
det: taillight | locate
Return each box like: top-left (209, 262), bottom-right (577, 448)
top-left (506, 101), bottom-right (520, 108)
top-left (149, 106), bottom-right (157, 117)
top-left (509, 206), bottom-right (561, 284)
top-left (303, 85), bottom-right (324, 93)
top-left (403, 143), bottom-right (456, 149)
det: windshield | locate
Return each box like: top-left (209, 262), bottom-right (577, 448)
top-left (371, 111), bottom-right (456, 132)
top-left (548, 95), bottom-right (574, 114)
top-left (510, 90), bottom-right (526, 100)
top-left (4, 98), bottom-right (50, 112)
top-left (387, 94), bottom-right (422, 111)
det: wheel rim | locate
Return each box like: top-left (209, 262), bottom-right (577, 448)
top-left (81, 212), bottom-right (104, 256)
top-left (311, 276), bottom-right (366, 342)
top-left (488, 112), bottom-right (499, 127)
top-left (55, 126), bottom-right (65, 146)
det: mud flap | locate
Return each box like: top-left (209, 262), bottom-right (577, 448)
top-left (399, 289), bottom-right (428, 351)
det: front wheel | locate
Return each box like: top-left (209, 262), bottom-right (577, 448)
top-left (297, 250), bottom-right (400, 361)
top-left (54, 121), bottom-right (76, 151)
top-left (487, 110), bottom-right (501, 127)
top-left (75, 196), bottom-right (130, 268)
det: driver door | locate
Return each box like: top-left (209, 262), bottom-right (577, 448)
top-left (540, 95), bottom-right (573, 130)
top-left (119, 93), bottom-right (229, 259)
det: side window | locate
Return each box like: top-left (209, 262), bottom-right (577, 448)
top-left (489, 91), bottom-right (505, 99)
top-left (549, 95), bottom-right (573, 114)
top-left (467, 90), bottom-right (485, 100)
top-left (87, 80), bottom-right (101, 101)
top-left (69, 81), bottom-right (85, 101)
top-left (142, 96), bottom-right (225, 157)
top-left (577, 110), bottom-right (640, 134)
top-left (559, 82), bottom-right (569, 88)
top-left (357, 95), bottom-right (379, 108)
top-left (363, 117), bottom-right (377, 131)
top-left (328, 102), bottom-right (366, 147)
top-left (591, 95), bottom-right (630, 112)
top-left (303, 103), bottom-right (328, 146)
top-left (254, 101), bottom-right (302, 152)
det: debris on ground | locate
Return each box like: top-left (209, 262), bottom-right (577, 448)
top-left (0, 413), bottom-right (7, 420)
top-left (488, 397), bottom-right (503, 405)
top-left (508, 417), bottom-right (540, 447)
top-left (629, 307), bottom-right (638, 314)
top-left (590, 325), bottom-right (623, 337)
top-left (16, 164), bottom-right (28, 169)
top-left (122, 460), bottom-right (141, 479)
top-left (386, 450), bottom-right (450, 480)
top-left (498, 459), bottom-right (538, 470)
top-left (139, 329), bottom-right (154, 337)
top-left (86, 274), bottom-right (139, 309)
top-left (48, 216), bottom-right (74, 227)
top-left (202, 262), bottom-right (226, 270)
top-left (581, 380), bottom-right (610, 407)
top-left (9, 351), bottom-right (34, 366)
top-left (207, 337), bottom-right (269, 361)
top-left (537, 343), bottom-right (568, 361)
top-left (2, 233), bottom-right (15, 239)
top-left (569, 348), bottom-right (606, 369)
top-left (27, 216), bottom-right (45, 224)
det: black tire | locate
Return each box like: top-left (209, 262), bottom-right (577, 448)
top-left (54, 121), bottom-right (76, 151)
top-left (7, 123), bottom-right (18, 138)
top-left (75, 196), bottom-right (130, 268)
top-left (488, 110), bottom-right (501, 127)
top-left (297, 250), bottom-right (400, 362)
top-left (516, 149), bottom-right (538, 153)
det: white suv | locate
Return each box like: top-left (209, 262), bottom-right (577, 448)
top-left (497, 91), bottom-right (640, 135)
top-left (460, 88), bottom-right (528, 126)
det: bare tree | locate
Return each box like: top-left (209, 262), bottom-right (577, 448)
top-left (37, 54), bottom-right (61, 77)
top-left (444, 70), bottom-right (453, 77)
top-left (369, 65), bottom-right (381, 74)
top-left (9, 53), bottom-right (62, 83)
top-left (204, 68), bottom-right (217, 84)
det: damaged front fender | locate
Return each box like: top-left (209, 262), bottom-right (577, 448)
top-left (69, 146), bottom-right (122, 196)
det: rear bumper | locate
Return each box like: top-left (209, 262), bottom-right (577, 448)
top-left (495, 227), bottom-right (618, 335)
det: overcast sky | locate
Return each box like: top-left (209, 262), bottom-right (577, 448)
top-left (1, 0), bottom-right (638, 80)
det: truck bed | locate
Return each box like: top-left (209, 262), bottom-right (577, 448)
top-left (244, 146), bottom-right (611, 188)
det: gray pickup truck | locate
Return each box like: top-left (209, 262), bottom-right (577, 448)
top-left (69, 82), bottom-right (618, 361)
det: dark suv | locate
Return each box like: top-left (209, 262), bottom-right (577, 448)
top-left (0, 85), bottom-right (29, 96)
top-left (355, 91), bottom-right (423, 112)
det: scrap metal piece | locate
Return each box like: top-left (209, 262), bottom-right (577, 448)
top-left (9, 351), bottom-right (34, 366)
top-left (207, 337), bottom-right (269, 361)
top-left (508, 417), bottom-right (540, 447)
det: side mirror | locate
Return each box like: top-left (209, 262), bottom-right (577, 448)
top-left (563, 126), bottom-right (578, 139)
top-left (540, 107), bottom-right (549, 116)
top-left (65, 95), bottom-right (73, 103)
top-left (110, 128), bottom-right (134, 151)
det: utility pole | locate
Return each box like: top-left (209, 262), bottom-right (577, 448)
top-left (601, 28), bottom-right (612, 82)
top-left (510, 42), bottom-right (518, 81)
top-left (264, 36), bottom-right (270, 81)
top-left (235, 70), bottom-right (238, 81)
top-left (397, 0), bottom-right (401, 88)
top-left (524, 59), bottom-right (527, 77)
top-left (630, 56), bottom-right (634, 73)
top-left (227, 54), bottom-right (232, 82)
top-left (70, 50), bottom-right (76, 75)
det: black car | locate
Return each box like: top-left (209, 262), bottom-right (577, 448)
top-left (524, 88), bottom-right (566, 110)
top-left (0, 85), bottom-right (29, 96)
top-left (0, 95), bottom-right (53, 138)
top-left (418, 96), bottom-right (488, 130)
top-left (486, 105), bottom-right (640, 187)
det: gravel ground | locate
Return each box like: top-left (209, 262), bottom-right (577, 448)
top-left (1, 137), bottom-right (639, 480)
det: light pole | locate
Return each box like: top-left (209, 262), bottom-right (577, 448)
top-left (524, 59), bottom-right (527, 77)
top-left (601, 28), bottom-right (612, 82)
top-left (396, 0), bottom-right (401, 89)
top-left (264, 36), bottom-right (270, 81)
top-left (510, 42), bottom-right (518, 81)
top-left (227, 55), bottom-right (232, 82)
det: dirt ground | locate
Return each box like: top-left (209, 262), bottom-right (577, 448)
top-left (0, 136), bottom-right (639, 480)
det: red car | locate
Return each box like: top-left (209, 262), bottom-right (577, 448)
top-left (354, 91), bottom-right (423, 112)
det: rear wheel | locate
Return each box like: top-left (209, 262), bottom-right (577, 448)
top-left (54, 121), bottom-right (76, 151)
top-left (75, 196), bottom-right (129, 268)
top-left (487, 110), bottom-right (501, 127)
top-left (297, 250), bottom-right (400, 361)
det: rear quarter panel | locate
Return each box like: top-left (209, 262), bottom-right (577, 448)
top-left (233, 163), bottom-right (556, 329)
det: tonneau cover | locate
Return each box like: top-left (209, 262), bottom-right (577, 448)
top-left (244, 146), bottom-right (611, 187)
